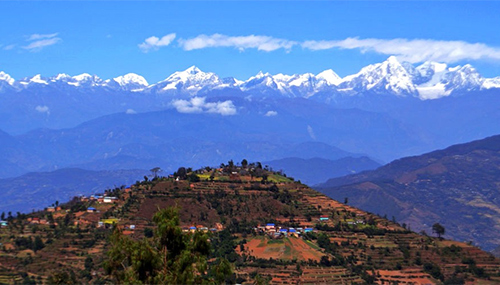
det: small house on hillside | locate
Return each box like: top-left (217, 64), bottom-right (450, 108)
top-left (265, 223), bottom-right (275, 230)
top-left (87, 207), bottom-right (96, 213)
top-left (46, 207), bottom-right (55, 212)
top-left (319, 215), bottom-right (329, 221)
top-left (103, 197), bottom-right (117, 203)
top-left (0, 220), bottom-right (7, 227)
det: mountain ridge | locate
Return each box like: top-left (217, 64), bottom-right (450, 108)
top-left (316, 134), bottom-right (500, 253)
top-left (1, 57), bottom-right (499, 99)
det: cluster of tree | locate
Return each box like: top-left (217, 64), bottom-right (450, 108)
top-left (104, 206), bottom-right (232, 284)
top-left (14, 235), bottom-right (45, 252)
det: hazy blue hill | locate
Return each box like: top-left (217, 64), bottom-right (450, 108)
top-left (4, 101), bottom-right (422, 178)
top-left (0, 168), bottom-right (146, 214)
top-left (316, 134), bottom-right (500, 252)
top-left (265, 156), bottom-right (381, 186)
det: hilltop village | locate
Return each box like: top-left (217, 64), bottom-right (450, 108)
top-left (0, 161), bottom-right (499, 284)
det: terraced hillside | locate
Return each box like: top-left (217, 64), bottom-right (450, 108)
top-left (0, 163), bottom-right (498, 284)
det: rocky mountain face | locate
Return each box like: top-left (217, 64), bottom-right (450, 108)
top-left (316, 134), bottom-right (500, 253)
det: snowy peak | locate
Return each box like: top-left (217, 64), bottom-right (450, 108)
top-left (482, 77), bottom-right (500, 90)
top-left (414, 62), bottom-right (484, 99)
top-left (149, 66), bottom-right (225, 95)
top-left (0, 59), bottom-right (498, 99)
top-left (19, 74), bottom-right (49, 86)
top-left (339, 56), bottom-right (417, 96)
top-left (69, 73), bottom-right (104, 87)
top-left (442, 64), bottom-right (483, 91)
top-left (0, 71), bottom-right (15, 86)
top-left (316, 69), bottom-right (341, 86)
top-left (0, 71), bottom-right (16, 91)
top-left (106, 73), bottom-right (148, 91)
top-left (50, 73), bottom-right (72, 82)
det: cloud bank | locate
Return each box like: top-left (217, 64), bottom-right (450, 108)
top-left (178, 34), bottom-right (296, 52)
top-left (138, 32), bottom-right (500, 64)
top-left (172, 97), bottom-right (237, 116)
top-left (23, 33), bottom-right (61, 51)
top-left (139, 33), bottom-right (176, 52)
top-left (302, 37), bottom-right (500, 63)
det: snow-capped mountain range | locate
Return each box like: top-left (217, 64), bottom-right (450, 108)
top-left (1, 56), bottom-right (499, 100)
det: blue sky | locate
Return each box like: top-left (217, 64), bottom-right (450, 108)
top-left (1, 1), bottom-right (500, 83)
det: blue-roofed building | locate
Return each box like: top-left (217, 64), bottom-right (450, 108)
top-left (0, 220), bottom-right (7, 227)
top-left (87, 207), bottom-right (96, 212)
top-left (265, 223), bottom-right (275, 230)
top-left (279, 228), bottom-right (288, 237)
top-left (304, 228), bottom-right (313, 233)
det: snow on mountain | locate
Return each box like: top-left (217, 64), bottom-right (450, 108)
top-left (105, 73), bottom-right (148, 91)
top-left (415, 62), bottom-right (484, 100)
top-left (482, 77), bottom-right (500, 89)
top-left (49, 73), bottom-right (73, 83)
top-left (442, 65), bottom-right (483, 92)
top-left (0, 71), bottom-right (16, 91)
top-left (150, 66), bottom-right (227, 95)
top-left (0, 58), bottom-right (498, 99)
top-left (69, 73), bottom-right (104, 87)
top-left (338, 56), bottom-right (418, 96)
top-left (240, 71), bottom-right (284, 94)
top-left (19, 74), bottom-right (49, 86)
top-left (316, 69), bottom-right (341, 86)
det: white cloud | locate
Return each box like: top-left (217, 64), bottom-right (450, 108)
top-left (179, 34), bottom-right (296, 52)
top-left (139, 33), bottom-right (176, 52)
top-left (23, 33), bottom-right (61, 51)
top-left (35, 105), bottom-right (50, 114)
top-left (265, 110), bottom-right (278, 117)
top-left (172, 97), bottom-right (237, 116)
top-left (27, 33), bottom-right (59, 41)
top-left (302, 37), bottom-right (500, 63)
top-left (125, 109), bottom-right (137, 114)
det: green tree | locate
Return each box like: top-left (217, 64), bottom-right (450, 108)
top-left (241, 159), bottom-right (248, 168)
top-left (104, 206), bottom-right (232, 284)
top-left (33, 236), bottom-right (45, 252)
top-left (432, 223), bottom-right (445, 239)
top-left (175, 167), bottom-right (187, 180)
top-left (150, 167), bottom-right (162, 179)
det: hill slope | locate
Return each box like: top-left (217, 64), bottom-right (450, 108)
top-left (0, 165), bottom-right (498, 284)
top-left (316, 134), bottom-right (500, 253)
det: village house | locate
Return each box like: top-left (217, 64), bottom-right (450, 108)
top-left (0, 220), bottom-right (7, 227)
top-left (87, 207), bottom-right (96, 213)
top-left (265, 223), bottom-right (275, 230)
top-left (46, 207), bottom-right (55, 212)
top-left (319, 215), bottom-right (329, 221)
top-left (103, 196), bottom-right (117, 203)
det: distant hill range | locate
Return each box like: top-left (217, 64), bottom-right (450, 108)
top-left (0, 168), bottom-right (146, 214)
top-left (265, 156), bottom-right (381, 186)
top-left (316, 134), bottom-right (500, 253)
